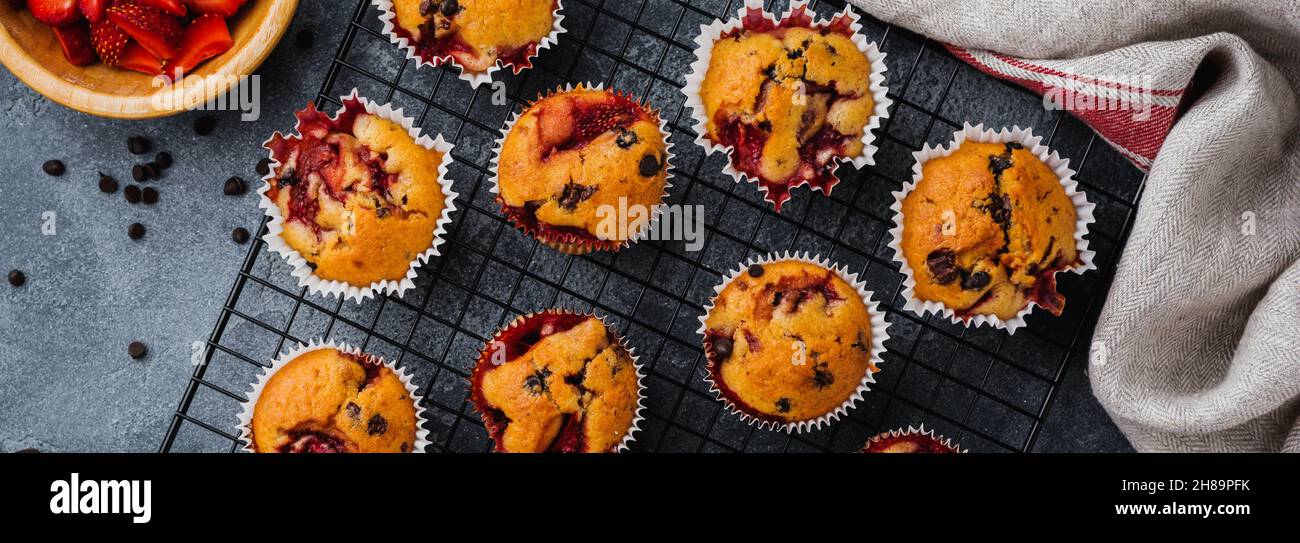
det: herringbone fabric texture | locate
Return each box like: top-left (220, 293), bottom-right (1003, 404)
top-left (849, 0), bottom-right (1300, 452)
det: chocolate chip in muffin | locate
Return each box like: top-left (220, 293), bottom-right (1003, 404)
top-left (345, 402), bottom-right (361, 420)
top-left (747, 264), bottom-right (765, 278)
top-left (961, 271), bottom-right (990, 290)
top-left (440, 0), bottom-right (461, 16)
top-left (615, 128), bottom-right (639, 149)
top-left (638, 153), bottom-right (661, 177)
top-left (812, 362), bottom-right (834, 389)
top-left (557, 182), bottom-right (597, 210)
top-left (926, 248), bottom-right (959, 285)
top-left (711, 336), bottom-right (734, 361)
top-left (366, 414), bottom-right (388, 436)
top-left (42, 160), bottom-right (65, 176)
top-left (775, 397), bottom-right (791, 413)
top-left (524, 367), bottom-right (552, 395)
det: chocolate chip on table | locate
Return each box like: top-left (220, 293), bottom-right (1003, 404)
top-left (98, 173), bottom-right (119, 194)
top-left (141, 187), bottom-right (159, 205)
top-left (231, 227), bottom-right (250, 244)
top-left (128, 341), bottom-right (147, 359)
top-left (638, 153), bottom-right (661, 177)
top-left (223, 176), bottom-right (246, 196)
top-left (925, 248), bottom-right (960, 285)
top-left (747, 264), bottom-right (764, 278)
top-left (127, 222), bottom-right (146, 240)
top-left (127, 136), bottom-right (151, 155)
top-left (123, 185), bottom-right (142, 204)
top-left (42, 160), bottom-right (65, 176)
top-left (255, 158), bottom-right (273, 176)
top-left (711, 336), bottom-right (734, 361)
top-left (131, 164), bottom-right (147, 182)
top-left (295, 29), bottom-right (314, 50)
top-left (144, 163), bottom-right (161, 180)
top-left (7, 270), bottom-right (25, 287)
top-left (154, 152), bottom-right (173, 169)
top-left (193, 115), bottom-right (216, 136)
top-left (961, 271), bottom-right (991, 290)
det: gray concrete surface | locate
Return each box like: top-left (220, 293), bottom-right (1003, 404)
top-left (0, 0), bottom-right (1133, 453)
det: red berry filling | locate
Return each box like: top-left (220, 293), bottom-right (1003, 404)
top-left (280, 430), bottom-right (349, 453)
top-left (392, 0), bottom-right (556, 74)
top-left (862, 433), bottom-right (960, 453)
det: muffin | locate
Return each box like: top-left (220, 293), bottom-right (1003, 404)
top-left (261, 94), bottom-right (455, 300)
top-left (380, 0), bottom-right (562, 85)
top-left (700, 256), bottom-right (884, 431)
top-left (493, 85), bottom-right (671, 254)
top-left (470, 311), bottom-right (644, 452)
top-left (861, 426), bottom-right (964, 453)
top-left (245, 345), bottom-right (423, 453)
top-left (899, 138), bottom-right (1081, 322)
top-left (688, 2), bottom-right (888, 211)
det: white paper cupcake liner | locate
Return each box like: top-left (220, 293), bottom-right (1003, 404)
top-left (470, 308), bottom-right (647, 452)
top-left (236, 339), bottom-right (432, 453)
top-left (373, 0), bottom-right (567, 89)
top-left (696, 251), bottom-right (891, 434)
top-left (861, 424), bottom-right (967, 453)
top-left (683, 0), bottom-right (891, 209)
top-left (488, 82), bottom-right (674, 254)
top-left (887, 123), bottom-right (1097, 334)
top-left (258, 89), bottom-right (459, 303)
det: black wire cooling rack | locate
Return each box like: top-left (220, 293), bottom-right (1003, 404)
top-left (160, 0), bottom-right (1148, 453)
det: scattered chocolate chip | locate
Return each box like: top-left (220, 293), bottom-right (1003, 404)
top-left (223, 176), bottom-right (246, 196)
top-left (961, 271), bottom-right (991, 290)
top-left (988, 150), bottom-right (1014, 177)
top-left (775, 397), bottom-right (791, 413)
top-left (144, 163), bottom-right (161, 180)
top-left (441, 0), bottom-right (460, 16)
top-left (127, 136), bottom-right (151, 155)
top-left (98, 173), bottom-right (119, 194)
top-left (193, 115), bottom-right (216, 136)
top-left (557, 182), bottom-right (596, 210)
top-left (154, 152), bottom-right (172, 169)
top-left (345, 402), bottom-right (361, 420)
top-left (127, 222), bottom-right (146, 240)
top-left (615, 128), bottom-right (638, 149)
top-left (638, 153), bottom-right (661, 177)
top-left (255, 158), bottom-right (273, 176)
top-left (231, 227), bottom-right (250, 244)
top-left (42, 160), bottom-right (65, 176)
top-left (925, 248), bottom-right (959, 285)
top-left (132, 164), bottom-right (147, 182)
top-left (711, 336), bottom-right (733, 361)
top-left (141, 187), bottom-right (159, 205)
top-left (128, 341), bottom-right (147, 359)
top-left (295, 29), bottom-right (314, 49)
top-left (14, 448), bottom-right (40, 453)
top-left (123, 185), bottom-right (142, 204)
top-left (747, 264), bottom-right (764, 278)
top-left (7, 270), bottom-right (25, 287)
top-left (366, 414), bottom-right (388, 436)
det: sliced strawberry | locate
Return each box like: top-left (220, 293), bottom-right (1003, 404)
top-left (136, 0), bottom-right (185, 16)
top-left (52, 22), bottom-right (96, 66)
top-left (78, 0), bottom-right (108, 23)
top-left (90, 18), bottom-right (129, 65)
top-left (106, 3), bottom-right (181, 59)
top-left (118, 40), bottom-right (163, 75)
top-left (30, 0), bottom-right (83, 27)
top-left (181, 0), bottom-right (245, 17)
top-left (165, 13), bottom-right (231, 81)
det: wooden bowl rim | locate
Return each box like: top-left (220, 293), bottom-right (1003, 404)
top-left (0, 0), bottom-right (300, 120)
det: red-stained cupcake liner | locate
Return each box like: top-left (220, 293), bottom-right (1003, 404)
top-left (696, 251), bottom-right (891, 434)
top-left (489, 82), bottom-right (674, 255)
top-left (469, 308), bottom-right (647, 453)
top-left (683, 0), bottom-right (891, 211)
top-left (236, 339), bottom-right (431, 453)
top-left (860, 424), bottom-right (967, 453)
top-left (373, 0), bottom-right (566, 88)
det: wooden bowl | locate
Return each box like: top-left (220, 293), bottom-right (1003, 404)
top-left (0, 0), bottom-right (299, 119)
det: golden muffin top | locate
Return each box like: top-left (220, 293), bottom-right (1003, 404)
top-left (699, 9), bottom-right (875, 210)
top-left (471, 312), bottom-right (640, 453)
top-left (496, 86), bottom-right (669, 251)
top-left (251, 347), bottom-right (419, 453)
top-left (265, 99), bottom-right (447, 288)
top-left (392, 0), bottom-right (557, 73)
top-left (901, 141), bottom-right (1078, 321)
top-left (861, 428), bottom-right (962, 453)
top-left (702, 260), bottom-right (876, 424)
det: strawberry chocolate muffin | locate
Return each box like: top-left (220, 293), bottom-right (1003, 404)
top-left (900, 140), bottom-right (1081, 322)
top-left (861, 426), bottom-right (964, 453)
top-left (262, 96), bottom-right (452, 296)
top-left (248, 346), bottom-right (421, 453)
top-left (470, 311), bottom-right (643, 453)
top-left (494, 85), bottom-right (670, 254)
top-left (383, 0), bottom-right (560, 82)
top-left (701, 258), bottom-right (880, 430)
top-left (691, 3), bottom-right (884, 211)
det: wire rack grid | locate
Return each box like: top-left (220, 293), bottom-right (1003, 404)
top-left (160, 0), bottom-right (1148, 453)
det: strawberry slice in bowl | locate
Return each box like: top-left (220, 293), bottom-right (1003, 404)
top-left (166, 13), bottom-right (232, 82)
top-left (51, 22), bottom-right (95, 66)
top-left (78, 0), bottom-right (108, 24)
top-left (182, 0), bottom-right (248, 17)
top-left (106, 2), bottom-right (182, 59)
top-left (30, 0), bottom-right (83, 27)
